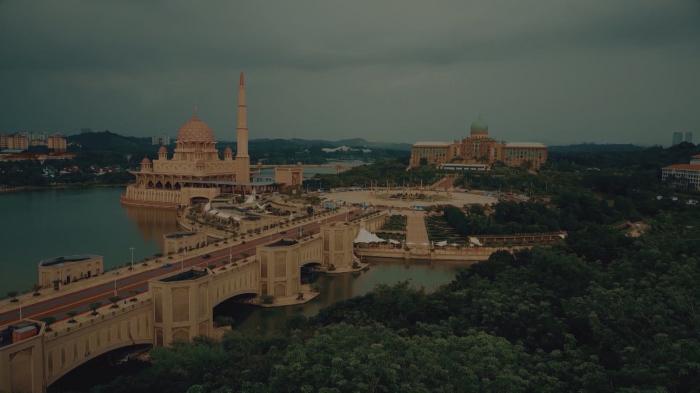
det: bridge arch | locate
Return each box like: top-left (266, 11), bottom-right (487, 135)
top-left (43, 303), bottom-right (153, 387)
top-left (46, 344), bottom-right (150, 391)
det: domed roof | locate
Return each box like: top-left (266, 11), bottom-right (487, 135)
top-left (177, 114), bottom-right (215, 143)
top-left (224, 146), bottom-right (233, 154)
top-left (158, 145), bottom-right (168, 154)
top-left (140, 157), bottom-right (151, 164)
top-left (470, 115), bottom-right (489, 134)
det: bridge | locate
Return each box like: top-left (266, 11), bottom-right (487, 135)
top-left (251, 162), bottom-right (355, 174)
top-left (0, 210), bottom-right (388, 393)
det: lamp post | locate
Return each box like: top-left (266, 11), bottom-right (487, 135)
top-left (129, 247), bottom-right (135, 271)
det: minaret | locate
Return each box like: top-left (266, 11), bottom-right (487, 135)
top-left (236, 72), bottom-right (249, 159)
top-left (235, 72), bottom-right (251, 186)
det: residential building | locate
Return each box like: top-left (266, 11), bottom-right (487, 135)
top-left (0, 133), bottom-right (29, 151)
top-left (47, 134), bottom-right (67, 151)
top-left (151, 135), bottom-right (171, 146)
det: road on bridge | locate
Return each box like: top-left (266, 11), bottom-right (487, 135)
top-left (0, 210), bottom-right (358, 327)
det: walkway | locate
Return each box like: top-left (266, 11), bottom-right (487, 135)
top-left (405, 211), bottom-right (429, 250)
top-left (430, 175), bottom-right (456, 190)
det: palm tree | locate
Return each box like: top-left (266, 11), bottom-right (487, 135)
top-left (67, 311), bottom-right (78, 323)
top-left (41, 316), bottom-right (56, 332)
top-left (32, 284), bottom-right (42, 297)
top-left (108, 296), bottom-right (121, 308)
top-left (7, 291), bottom-right (18, 302)
top-left (89, 302), bottom-right (102, 316)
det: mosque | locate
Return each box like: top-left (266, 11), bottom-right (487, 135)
top-left (121, 73), bottom-right (301, 209)
top-left (409, 116), bottom-right (548, 170)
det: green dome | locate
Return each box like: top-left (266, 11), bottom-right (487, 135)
top-left (470, 115), bottom-right (489, 134)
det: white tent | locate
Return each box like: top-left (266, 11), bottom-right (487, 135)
top-left (435, 240), bottom-right (448, 247)
top-left (468, 237), bottom-right (483, 246)
top-left (388, 239), bottom-right (401, 245)
top-left (353, 228), bottom-right (386, 244)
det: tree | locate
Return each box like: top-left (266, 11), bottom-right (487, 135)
top-left (7, 290), bottom-right (18, 302)
top-left (41, 316), bottom-right (56, 331)
top-left (90, 302), bottom-right (102, 315)
top-left (109, 296), bottom-right (121, 308)
top-left (67, 311), bottom-right (78, 323)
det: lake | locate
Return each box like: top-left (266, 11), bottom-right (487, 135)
top-left (0, 187), bottom-right (178, 293)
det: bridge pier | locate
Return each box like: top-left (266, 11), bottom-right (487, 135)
top-left (0, 215), bottom-right (366, 392)
top-left (151, 270), bottom-right (212, 347)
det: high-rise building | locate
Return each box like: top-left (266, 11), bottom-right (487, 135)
top-left (47, 134), bottom-right (67, 151)
top-left (151, 135), bottom-right (171, 146)
top-left (29, 133), bottom-right (47, 147)
top-left (0, 133), bottom-right (29, 151)
top-left (685, 132), bottom-right (694, 144)
top-left (672, 132), bottom-right (684, 146)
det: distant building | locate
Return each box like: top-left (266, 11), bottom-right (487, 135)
top-left (29, 133), bottom-right (47, 147)
top-left (685, 132), bottom-right (694, 144)
top-left (38, 255), bottom-right (103, 290)
top-left (274, 166), bottom-right (304, 187)
top-left (662, 155), bottom-right (700, 190)
top-left (47, 134), bottom-right (67, 151)
top-left (672, 132), bottom-right (684, 146)
top-left (151, 135), bottom-right (171, 146)
top-left (409, 116), bottom-right (547, 170)
top-left (0, 133), bottom-right (29, 151)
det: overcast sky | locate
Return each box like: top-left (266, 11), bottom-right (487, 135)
top-left (1, 0), bottom-right (699, 145)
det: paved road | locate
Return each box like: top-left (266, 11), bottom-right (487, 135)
top-left (0, 210), bottom-right (356, 327)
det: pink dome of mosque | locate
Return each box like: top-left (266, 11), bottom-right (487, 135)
top-left (140, 157), bottom-right (151, 164)
top-left (177, 114), bottom-right (216, 143)
top-left (158, 145), bottom-right (168, 154)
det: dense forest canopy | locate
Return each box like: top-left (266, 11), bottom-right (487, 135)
top-left (68, 144), bottom-right (700, 393)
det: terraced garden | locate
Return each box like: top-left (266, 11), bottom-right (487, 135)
top-left (377, 215), bottom-right (407, 241)
top-left (425, 214), bottom-right (468, 246)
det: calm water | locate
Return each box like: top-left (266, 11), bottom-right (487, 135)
top-left (215, 260), bottom-right (458, 335)
top-left (0, 187), bottom-right (178, 293)
top-left (14, 187), bottom-right (458, 391)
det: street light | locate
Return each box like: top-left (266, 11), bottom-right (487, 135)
top-left (129, 246), bottom-right (135, 271)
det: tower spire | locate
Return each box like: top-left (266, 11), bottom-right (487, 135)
top-left (236, 72), bottom-right (249, 158)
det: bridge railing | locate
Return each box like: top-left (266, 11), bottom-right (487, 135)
top-left (45, 293), bottom-right (152, 340)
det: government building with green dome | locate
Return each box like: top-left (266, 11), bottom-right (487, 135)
top-left (409, 116), bottom-right (548, 170)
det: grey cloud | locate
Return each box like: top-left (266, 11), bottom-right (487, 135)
top-left (1, 0), bottom-right (699, 145)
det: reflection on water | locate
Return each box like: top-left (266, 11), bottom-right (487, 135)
top-left (0, 187), bottom-right (178, 291)
top-left (215, 260), bottom-right (459, 335)
top-left (122, 204), bottom-right (179, 252)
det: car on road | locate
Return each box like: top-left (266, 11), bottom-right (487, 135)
top-left (203, 254), bottom-right (211, 259)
